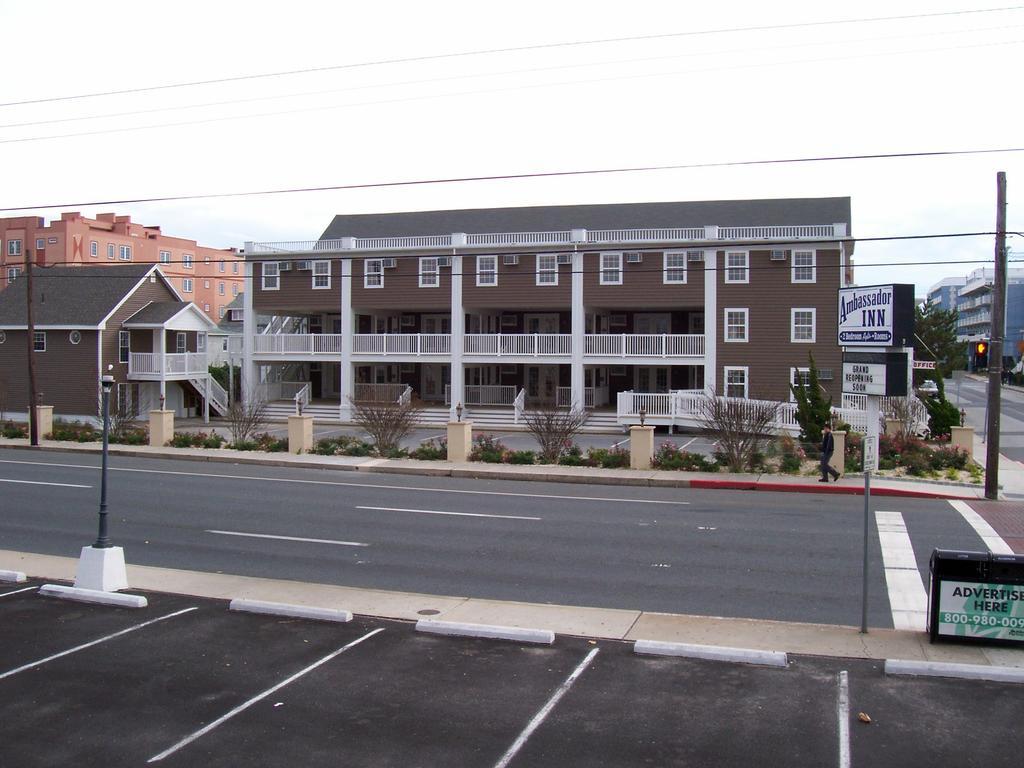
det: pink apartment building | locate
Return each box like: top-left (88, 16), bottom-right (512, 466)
top-left (0, 211), bottom-right (244, 323)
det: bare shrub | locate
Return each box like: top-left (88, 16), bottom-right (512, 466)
top-left (697, 388), bottom-right (780, 472)
top-left (886, 397), bottom-right (919, 438)
top-left (227, 397), bottom-right (268, 445)
top-left (522, 406), bottom-right (589, 463)
top-left (350, 397), bottom-right (423, 455)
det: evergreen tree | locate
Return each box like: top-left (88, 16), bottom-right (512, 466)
top-left (790, 352), bottom-right (833, 443)
top-left (914, 300), bottom-right (964, 380)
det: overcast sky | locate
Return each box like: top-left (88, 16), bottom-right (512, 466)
top-left (1, 0), bottom-right (1020, 296)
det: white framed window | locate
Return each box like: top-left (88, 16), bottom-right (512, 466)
top-left (364, 259), bottom-right (384, 288)
top-left (232, 262), bottom-right (238, 274)
top-left (600, 252), bottom-right (623, 285)
top-left (477, 255), bottom-right (497, 286)
top-left (791, 308), bottom-right (816, 342)
top-left (312, 260), bottom-right (331, 289)
top-left (725, 250), bottom-right (749, 283)
top-left (159, 250), bottom-right (170, 264)
top-left (197, 332), bottom-right (207, 353)
top-left (261, 262), bottom-right (279, 290)
top-left (107, 243), bottom-right (115, 259)
top-left (176, 332), bottom-right (186, 354)
top-left (724, 366), bottom-right (748, 399)
top-left (7, 239), bottom-right (21, 256)
top-left (218, 281), bottom-right (226, 295)
top-left (219, 306), bottom-right (227, 319)
top-left (219, 260), bottom-right (225, 273)
top-left (119, 245), bottom-right (132, 261)
top-left (792, 249), bottom-right (816, 283)
top-left (790, 367), bottom-right (811, 401)
top-left (35, 238), bottom-right (45, 250)
top-left (536, 253), bottom-right (558, 286)
top-left (724, 308), bottom-right (748, 342)
top-left (204, 256), bottom-right (210, 264)
top-left (90, 241), bottom-right (99, 258)
top-left (118, 330), bottom-right (130, 363)
top-left (232, 283), bottom-right (238, 296)
top-left (6, 267), bottom-right (20, 283)
top-left (204, 303), bottom-right (210, 312)
top-left (663, 250), bottom-right (688, 284)
top-left (33, 331), bottom-right (46, 352)
top-left (203, 280), bottom-right (210, 289)
top-left (182, 278), bottom-right (193, 293)
top-left (418, 257), bottom-right (439, 288)
top-left (182, 253), bottom-right (193, 268)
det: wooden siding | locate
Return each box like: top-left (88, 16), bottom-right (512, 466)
top-left (352, 257), bottom-right (450, 311)
top-left (253, 261), bottom-right (340, 313)
top-left (0, 329), bottom-right (99, 414)
top-left (583, 251), bottom-right (704, 309)
top-left (101, 277), bottom-right (181, 389)
top-left (717, 248), bottom-right (842, 402)
top-left (463, 254), bottom-right (571, 309)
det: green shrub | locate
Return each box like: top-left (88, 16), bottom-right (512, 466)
top-left (50, 422), bottom-right (97, 442)
top-left (780, 454), bottom-right (802, 474)
top-left (652, 441), bottom-right (718, 472)
top-left (110, 429), bottom-right (147, 445)
top-left (929, 446), bottom-right (969, 471)
top-left (470, 434), bottom-right (508, 463)
top-left (231, 440), bottom-right (258, 451)
top-left (558, 453), bottom-right (588, 466)
top-left (924, 396), bottom-right (961, 440)
top-left (2, 421), bottom-right (27, 439)
top-left (247, 432), bottom-right (287, 452)
top-left (844, 433), bottom-right (863, 473)
top-left (202, 433), bottom-right (226, 449)
top-left (409, 439), bottom-right (447, 461)
top-left (587, 447), bottom-right (629, 469)
top-left (311, 435), bottom-right (375, 456)
top-left (507, 450), bottom-right (536, 465)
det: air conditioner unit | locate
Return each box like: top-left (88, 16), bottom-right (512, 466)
top-left (625, 252), bottom-right (643, 263)
top-left (770, 250), bottom-right (787, 261)
top-left (556, 253), bottom-right (572, 265)
top-left (502, 254), bottom-right (519, 265)
top-left (382, 258), bottom-right (397, 268)
top-left (296, 260), bottom-right (312, 271)
top-left (277, 261), bottom-right (292, 271)
top-left (437, 256), bottom-right (451, 267)
top-left (686, 251), bottom-right (704, 262)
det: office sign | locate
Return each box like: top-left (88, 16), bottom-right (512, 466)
top-left (837, 284), bottom-right (914, 347)
top-left (913, 360), bottom-right (936, 370)
top-left (841, 351), bottom-right (908, 396)
top-left (936, 581), bottom-right (1024, 642)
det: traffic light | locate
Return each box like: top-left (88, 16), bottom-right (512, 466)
top-left (974, 339), bottom-right (989, 370)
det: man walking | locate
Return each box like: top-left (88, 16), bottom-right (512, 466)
top-left (819, 423), bottom-right (841, 482)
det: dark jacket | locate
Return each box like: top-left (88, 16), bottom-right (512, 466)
top-left (821, 430), bottom-right (835, 458)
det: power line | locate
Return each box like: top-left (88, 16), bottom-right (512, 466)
top-left (2, 147), bottom-right (1021, 213)
top-left (1, 5), bottom-right (1018, 108)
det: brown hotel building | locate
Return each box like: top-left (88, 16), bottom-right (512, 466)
top-left (242, 198), bottom-right (853, 425)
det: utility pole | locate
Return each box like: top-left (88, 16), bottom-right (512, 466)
top-left (985, 172), bottom-right (1007, 500)
top-left (25, 249), bottom-right (40, 447)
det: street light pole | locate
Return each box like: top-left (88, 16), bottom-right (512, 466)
top-left (95, 375), bottom-right (114, 549)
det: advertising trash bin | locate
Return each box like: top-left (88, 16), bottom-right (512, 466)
top-left (929, 549), bottom-right (1024, 646)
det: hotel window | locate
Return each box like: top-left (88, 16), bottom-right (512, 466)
top-left (219, 260), bottom-right (225, 272)
top-left (7, 267), bottom-right (20, 283)
top-left (724, 308), bottom-right (748, 342)
top-left (182, 278), bottom-right (193, 293)
top-left (725, 251), bottom-right (749, 283)
top-left (118, 245), bottom-right (132, 261)
top-left (204, 303), bottom-right (210, 312)
top-left (262, 262), bottom-right (279, 290)
top-left (218, 281), bottom-right (226, 295)
top-left (159, 250), bottom-right (171, 264)
top-left (724, 366), bottom-right (748, 399)
top-left (790, 367), bottom-right (811, 400)
top-left (477, 255), bottom-right (497, 286)
top-left (34, 331), bottom-right (46, 352)
top-left (792, 250), bottom-right (816, 283)
top-left (536, 253), bottom-right (558, 286)
top-left (204, 280), bottom-right (210, 290)
top-left (232, 283), bottom-right (238, 296)
top-left (7, 239), bottom-right (22, 256)
top-left (365, 259), bottom-right (384, 288)
top-left (312, 260), bottom-right (331, 289)
top-left (182, 253), bottom-right (193, 268)
top-left (90, 241), bottom-right (99, 258)
top-left (419, 257), bottom-right (439, 288)
top-left (600, 252), bottom-right (623, 285)
top-left (232, 262), bottom-right (238, 274)
top-left (197, 332), bottom-right (207, 353)
top-left (107, 243), bottom-right (115, 259)
top-left (791, 308), bottom-right (816, 342)
top-left (663, 251), bottom-right (687, 284)
top-left (176, 332), bottom-right (186, 354)
top-left (219, 306), bottom-right (227, 319)
top-left (36, 238), bottom-right (45, 250)
top-left (119, 330), bottom-right (130, 363)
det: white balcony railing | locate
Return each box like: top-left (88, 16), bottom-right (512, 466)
top-left (584, 333), bottom-right (704, 357)
top-left (354, 382), bottom-right (408, 402)
top-left (465, 334), bottom-right (571, 356)
top-left (129, 352), bottom-right (208, 377)
top-left (556, 387), bottom-right (595, 408)
top-left (256, 380), bottom-right (310, 402)
top-left (444, 384), bottom-right (518, 406)
top-left (252, 334), bottom-right (342, 355)
top-left (353, 334), bottom-right (450, 355)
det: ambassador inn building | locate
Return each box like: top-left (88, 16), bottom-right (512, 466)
top-left (240, 197), bottom-right (854, 428)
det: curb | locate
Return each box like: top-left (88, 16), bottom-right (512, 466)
top-left (634, 639), bottom-right (788, 668)
top-left (38, 584), bottom-right (148, 608)
top-left (229, 598), bottom-right (352, 623)
top-left (885, 659), bottom-right (1024, 684)
top-left (688, 478), bottom-right (975, 500)
top-left (0, 570), bottom-right (27, 583)
top-left (415, 619), bottom-right (555, 645)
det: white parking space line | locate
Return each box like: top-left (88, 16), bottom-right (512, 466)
top-left (0, 478), bottom-right (91, 488)
top-left (147, 628), bottom-right (384, 763)
top-left (206, 530), bottom-right (369, 547)
top-left (0, 586), bottom-right (38, 598)
top-left (0, 459), bottom-right (689, 506)
top-left (875, 511), bottom-right (928, 631)
top-left (356, 506), bottom-right (541, 521)
top-left (0, 607), bottom-right (197, 681)
top-left (493, 648), bottom-right (599, 768)
top-left (948, 500), bottom-right (1013, 555)
top-left (837, 671), bottom-right (850, 768)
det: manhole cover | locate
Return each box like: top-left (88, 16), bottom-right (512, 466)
top-left (417, 609), bottom-right (441, 616)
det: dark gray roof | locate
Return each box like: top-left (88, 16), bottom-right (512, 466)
top-left (0, 264), bottom-right (157, 327)
top-left (215, 294), bottom-right (244, 333)
top-left (122, 301), bottom-right (189, 326)
top-left (319, 198), bottom-right (852, 240)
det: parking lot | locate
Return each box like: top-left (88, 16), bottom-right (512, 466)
top-left (2, 580), bottom-right (1023, 767)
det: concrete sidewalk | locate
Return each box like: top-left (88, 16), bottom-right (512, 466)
top-left (0, 437), bottom-right (1002, 500)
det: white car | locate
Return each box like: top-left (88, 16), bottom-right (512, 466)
top-left (917, 380), bottom-right (939, 396)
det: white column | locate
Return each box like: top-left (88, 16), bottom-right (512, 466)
top-left (703, 248), bottom-right (717, 394)
top-left (157, 328), bottom-right (167, 403)
top-left (241, 256), bottom-right (256, 404)
top-left (203, 376), bottom-right (210, 423)
top-left (570, 249), bottom-right (585, 409)
top-left (449, 252), bottom-right (464, 419)
top-left (339, 257), bottom-right (354, 420)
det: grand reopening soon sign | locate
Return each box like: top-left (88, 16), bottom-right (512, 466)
top-left (837, 284), bottom-right (914, 347)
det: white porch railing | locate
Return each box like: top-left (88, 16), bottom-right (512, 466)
top-left (293, 383), bottom-right (311, 413)
top-left (253, 334), bottom-right (342, 355)
top-left (556, 387), bottom-right (595, 408)
top-left (617, 390), bottom-right (802, 432)
top-left (354, 334), bottom-right (450, 355)
top-left (444, 384), bottom-right (518, 406)
top-left (354, 382), bottom-right (408, 402)
top-left (465, 334), bottom-right (571, 356)
top-left (129, 352), bottom-right (208, 377)
top-left (513, 388), bottom-right (526, 424)
top-left (841, 394), bottom-right (929, 433)
top-left (398, 385), bottom-right (413, 406)
top-left (584, 334), bottom-right (704, 357)
top-left (256, 380), bottom-right (310, 402)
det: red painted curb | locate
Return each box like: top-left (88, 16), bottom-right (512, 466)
top-left (688, 478), bottom-right (974, 500)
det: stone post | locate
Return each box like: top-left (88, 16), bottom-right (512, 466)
top-left (447, 420), bottom-right (473, 463)
top-left (288, 413), bottom-right (314, 454)
top-left (884, 418), bottom-right (904, 437)
top-left (950, 426), bottom-right (974, 454)
top-left (149, 410), bottom-right (174, 447)
top-left (34, 405), bottom-right (53, 439)
top-left (831, 430), bottom-right (846, 477)
top-left (629, 425), bottom-right (655, 470)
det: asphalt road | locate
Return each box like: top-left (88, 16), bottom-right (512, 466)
top-left (0, 448), bottom-right (991, 628)
top-left (947, 374), bottom-right (1024, 463)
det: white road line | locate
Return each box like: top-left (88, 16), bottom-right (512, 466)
top-left (0, 586), bottom-right (38, 598)
top-left (493, 648), bottom-right (599, 768)
top-left (0, 459), bottom-right (689, 506)
top-left (948, 500), bottom-right (1013, 554)
top-left (875, 510), bottom-right (928, 631)
top-left (0, 478), bottom-right (91, 488)
top-left (0, 607), bottom-right (197, 681)
top-left (148, 628), bottom-right (384, 763)
top-left (356, 506), bottom-right (541, 521)
top-left (837, 671), bottom-right (850, 768)
top-left (206, 530), bottom-right (369, 547)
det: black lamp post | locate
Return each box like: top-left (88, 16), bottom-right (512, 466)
top-left (94, 375), bottom-right (114, 549)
